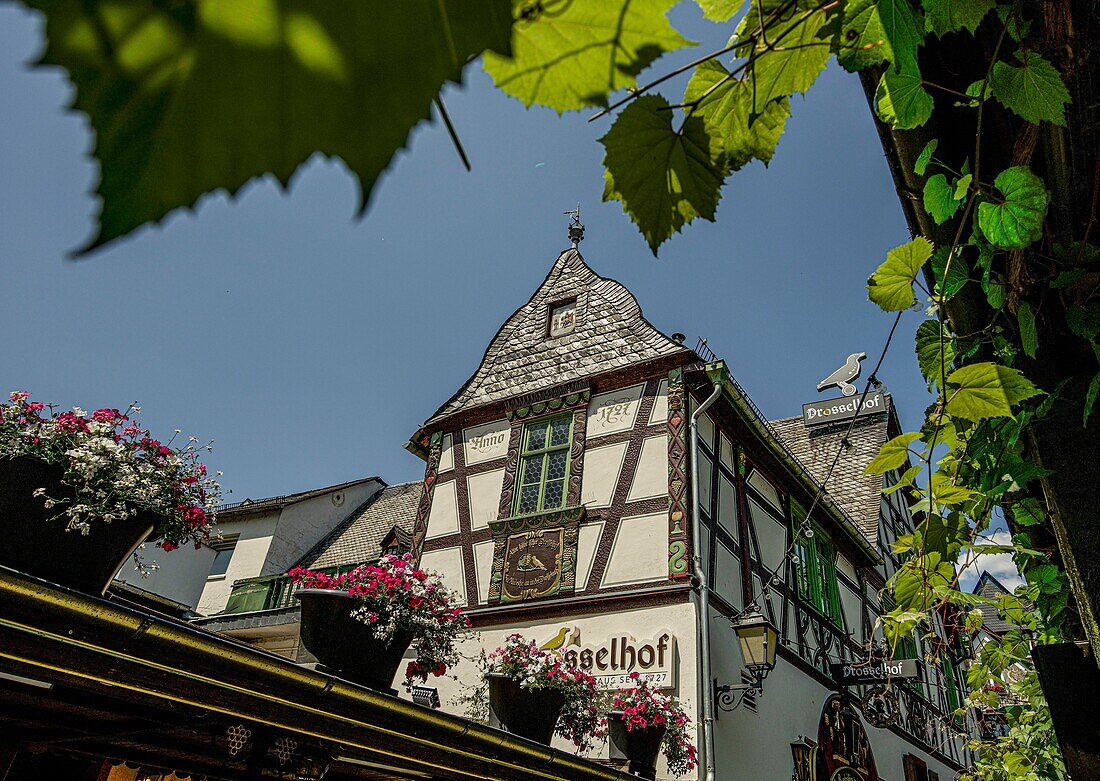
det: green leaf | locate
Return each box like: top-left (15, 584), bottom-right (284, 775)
top-left (986, 280), bottom-right (1006, 309)
top-left (875, 66), bottom-right (934, 129)
top-left (868, 236), bottom-right (934, 311)
top-left (989, 51), bottom-right (1072, 126)
top-left (684, 60), bottom-right (791, 170)
top-left (1012, 498), bottom-right (1045, 526)
top-left (601, 96), bottom-right (726, 255)
top-left (931, 247), bottom-right (968, 298)
top-left (977, 166), bottom-right (1050, 250)
top-left (1085, 371), bottom-right (1100, 427)
top-left (866, 432), bottom-right (923, 475)
top-left (946, 362), bottom-right (1042, 420)
top-left (884, 464), bottom-right (923, 494)
top-left (914, 138), bottom-right (937, 176)
top-left (836, 0), bottom-right (924, 72)
top-left (1066, 303), bottom-right (1100, 340)
top-left (27, 0), bottom-right (514, 254)
top-left (696, 0), bottom-right (745, 22)
top-left (1051, 268), bottom-right (1086, 288)
top-left (915, 319), bottom-right (956, 389)
top-left (930, 472), bottom-right (977, 506)
top-left (484, 0), bottom-right (690, 112)
top-left (737, 0), bottom-right (832, 109)
top-left (954, 173), bottom-right (972, 200)
top-left (924, 174), bottom-right (962, 224)
top-left (922, 0), bottom-right (994, 36)
top-left (1018, 301), bottom-right (1037, 358)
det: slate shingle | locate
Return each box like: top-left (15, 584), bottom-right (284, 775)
top-left (298, 482), bottom-right (420, 568)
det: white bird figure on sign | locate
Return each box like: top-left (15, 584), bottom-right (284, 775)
top-left (817, 353), bottom-right (867, 397)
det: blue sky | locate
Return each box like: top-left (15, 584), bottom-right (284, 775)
top-left (0, 4), bottom-right (953, 547)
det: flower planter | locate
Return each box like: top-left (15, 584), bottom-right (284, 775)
top-left (486, 672), bottom-right (566, 745)
top-left (608, 711), bottom-right (667, 780)
top-left (296, 588), bottom-right (414, 693)
top-left (0, 456), bottom-right (156, 596)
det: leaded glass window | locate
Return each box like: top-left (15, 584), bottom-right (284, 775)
top-left (514, 415), bottom-right (572, 515)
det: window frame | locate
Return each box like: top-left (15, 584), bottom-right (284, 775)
top-left (791, 505), bottom-right (842, 626)
top-left (206, 536), bottom-right (238, 580)
top-left (512, 414), bottom-right (573, 517)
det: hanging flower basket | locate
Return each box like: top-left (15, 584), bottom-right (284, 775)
top-left (607, 711), bottom-right (666, 780)
top-left (297, 589), bottom-right (415, 693)
top-left (0, 456), bottom-right (157, 595)
top-left (486, 672), bottom-right (567, 744)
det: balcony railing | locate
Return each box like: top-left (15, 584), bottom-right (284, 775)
top-left (222, 562), bottom-right (367, 614)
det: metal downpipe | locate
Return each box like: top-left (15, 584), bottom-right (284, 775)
top-left (690, 381), bottom-right (722, 781)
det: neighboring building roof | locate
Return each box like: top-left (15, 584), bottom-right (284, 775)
top-left (298, 481), bottom-right (421, 568)
top-left (425, 247), bottom-right (689, 425)
top-left (216, 475), bottom-right (382, 517)
top-left (973, 570), bottom-right (1015, 636)
top-left (769, 400), bottom-right (893, 545)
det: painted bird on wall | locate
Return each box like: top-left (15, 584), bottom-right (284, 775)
top-left (817, 352), bottom-right (867, 397)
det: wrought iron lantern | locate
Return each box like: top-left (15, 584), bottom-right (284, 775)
top-left (715, 610), bottom-right (781, 711)
top-left (790, 737), bottom-right (817, 781)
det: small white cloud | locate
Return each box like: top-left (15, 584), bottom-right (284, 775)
top-left (957, 529), bottom-right (1024, 592)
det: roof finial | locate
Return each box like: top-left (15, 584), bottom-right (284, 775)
top-left (565, 203), bottom-right (584, 247)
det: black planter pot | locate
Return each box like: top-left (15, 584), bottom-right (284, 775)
top-left (0, 456), bottom-right (156, 596)
top-left (608, 711), bottom-right (667, 780)
top-left (486, 673), bottom-right (566, 745)
top-left (296, 588), bottom-right (414, 693)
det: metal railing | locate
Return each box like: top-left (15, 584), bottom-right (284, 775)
top-left (223, 562), bottom-right (369, 614)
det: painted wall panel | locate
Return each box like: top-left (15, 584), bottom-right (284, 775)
top-left (698, 451), bottom-right (713, 517)
top-left (647, 379), bottom-right (668, 426)
top-left (586, 384), bottom-right (645, 439)
top-left (626, 434), bottom-right (669, 502)
top-left (747, 469), bottom-right (782, 513)
top-left (580, 441), bottom-right (629, 509)
top-left (750, 499), bottom-right (788, 573)
top-left (462, 419), bottom-right (510, 466)
top-left (713, 540), bottom-right (742, 609)
top-left (575, 521), bottom-right (604, 591)
top-left (601, 513), bottom-right (667, 587)
top-left (425, 480), bottom-right (459, 539)
top-left (719, 433), bottom-right (734, 472)
top-left (717, 474), bottom-right (738, 538)
top-left (467, 468), bottom-right (505, 530)
top-left (698, 410), bottom-right (715, 450)
top-left (472, 541), bottom-right (495, 603)
top-left (437, 433), bottom-right (455, 473)
top-left (420, 546), bottom-right (467, 605)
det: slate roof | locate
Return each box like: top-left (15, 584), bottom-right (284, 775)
top-left (297, 482), bottom-right (421, 568)
top-left (769, 400), bottom-right (893, 545)
top-left (973, 571), bottom-right (1015, 636)
top-left (425, 247), bottom-right (689, 425)
top-left (217, 476), bottom-right (382, 517)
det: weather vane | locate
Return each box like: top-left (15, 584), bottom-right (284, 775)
top-left (565, 204), bottom-right (584, 246)
top-left (817, 352), bottom-right (867, 397)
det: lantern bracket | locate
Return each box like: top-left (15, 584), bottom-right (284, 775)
top-left (713, 674), bottom-right (764, 712)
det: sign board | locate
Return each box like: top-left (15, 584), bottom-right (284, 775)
top-left (830, 659), bottom-right (918, 687)
top-left (550, 629), bottom-right (678, 689)
top-left (802, 391), bottom-right (885, 428)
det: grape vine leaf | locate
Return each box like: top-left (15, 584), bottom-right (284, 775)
top-left (736, 0), bottom-right (832, 109)
top-left (946, 362), bottom-right (1042, 420)
top-left (27, 0), bottom-right (513, 255)
top-left (922, 0), bottom-right (994, 37)
top-left (696, 0), bottom-right (745, 22)
top-left (915, 319), bottom-right (956, 390)
top-left (483, 0), bottom-right (691, 113)
top-left (954, 173), bottom-right (972, 200)
top-left (836, 0), bottom-right (924, 72)
top-left (865, 432), bottom-right (923, 475)
top-left (601, 96), bottom-right (726, 255)
top-left (977, 166), bottom-right (1050, 250)
top-left (924, 174), bottom-right (961, 223)
top-left (914, 138), bottom-right (937, 176)
top-left (875, 67), bottom-right (934, 129)
top-left (684, 60), bottom-right (791, 170)
top-left (1018, 301), bottom-right (1037, 358)
top-left (868, 236), bottom-right (934, 311)
top-left (931, 246), bottom-right (968, 298)
top-left (989, 51), bottom-right (1072, 127)
top-left (1085, 372), bottom-right (1100, 427)
top-left (1066, 303), bottom-right (1100, 340)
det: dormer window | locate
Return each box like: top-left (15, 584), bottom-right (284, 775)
top-left (548, 299), bottom-right (577, 337)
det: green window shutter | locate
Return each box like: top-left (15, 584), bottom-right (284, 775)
top-left (943, 656), bottom-right (960, 712)
top-left (514, 415), bottom-right (572, 516)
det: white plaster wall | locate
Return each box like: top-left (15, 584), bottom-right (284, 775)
top-left (196, 512), bottom-right (279, 615)
top-left (839, 580), bottom-right (863, 637)
top-left (713, 541), bottom-right (742, 609)
top-left (472, 541), bottom-right (495, 603)
top-left (462, 419), bottom-right (510, 466)
top-left (420, 546), bottom-right (467, 605)
top-left (575, 521), bottom-right (604, 591)
top-left (717, 473), bottom-right (738, 539)
top-left (697, 411), bottom-right (715, 450)
top-left (116, 540), bottom-right (215, 609)
top-left (719, 433), bottom-right (734, 472)
top-left (698, 450), bottom-right (713, 516)
top-left (467, 468), bottom-right (505, 530)
top-left (587, 384), bottom-right (645, 439)
top-left (750, 499), bottom-right (787, 571)
top-left (437, 433), bottom-right (455, 474)
top-left (581, 441), bottom-right (628, 508)
top-left (262, 480), bottom-right (382, 575)
top-left (601, 512), bottom-right (667, 587)
top-left (627, 434), bottom-right (669, 502)
top-left (425, 480), bottom-right (460, 539)
top-left (648, 379), bottom-right (669, 425)
top-left (746, 469), bottom-right (782, 513)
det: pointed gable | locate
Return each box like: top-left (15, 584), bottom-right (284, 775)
top-left (426, 248), bottom-right (687, 425)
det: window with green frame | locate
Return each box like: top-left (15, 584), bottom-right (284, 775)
top-left (513, 415), bottom-right (572, 516)
top-left (791, 504), bottom-right (842, 625)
